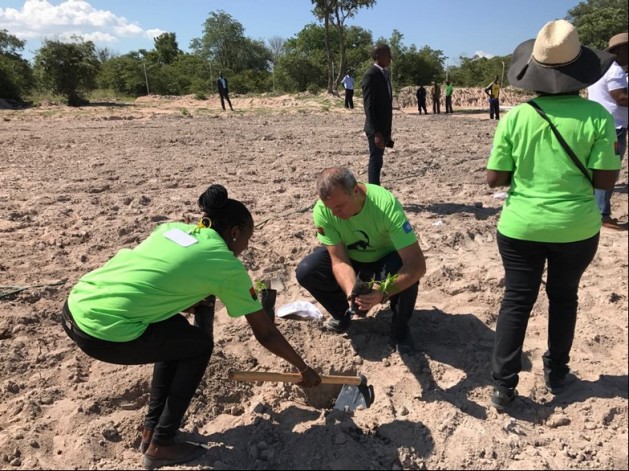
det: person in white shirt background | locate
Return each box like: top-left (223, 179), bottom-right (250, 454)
top-left (588, 32), bottom-right (628, 230)
top-left (341, 69), bottom-right (355, 109)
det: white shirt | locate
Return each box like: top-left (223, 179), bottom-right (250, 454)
top-left (588, 61), bottom-right (628, 128)
top-left (341, 75), bottom-right (354, 90)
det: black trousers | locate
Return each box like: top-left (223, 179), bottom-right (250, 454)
top-left (296, 246), bottom-right (419, 338)
top-left (445, 96), bottom-right (453, 113)
top-left (367, 134), bottom-right (385, 185)
top-left (491, 232), bottom-right (599, 392)
top-left (418, 100), bottom-right (427, 114)
top-left (219, 92), bottom-right (233, 110)
top-left (61, 302), bottom-right (213, 445)
top-left (344, 89), bottom-right (354, 109)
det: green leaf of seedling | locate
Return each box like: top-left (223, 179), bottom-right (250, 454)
top-left (254, 279), bottom-right (268, 294)
top-left (377, 273), bottom-right (399, 294)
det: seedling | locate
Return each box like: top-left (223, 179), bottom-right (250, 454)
top-left (254, 280), bottom-right (276, 323)
top-left (371, 273), bottom-right (399, 297)
top-left (254, 279), bottom-right (268, 295)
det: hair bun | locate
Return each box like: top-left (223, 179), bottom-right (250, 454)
top-left (198, 184), bottom-right (228, 212)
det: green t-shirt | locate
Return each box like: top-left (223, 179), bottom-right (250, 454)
top-left (313, 184), bottom-right (417, 262)
top-left (67, 222), bottom-right (262, 342)
top-left (445, 84), bottom-right (453, 97)
top-left (487, 95), bottom-right (620, 243)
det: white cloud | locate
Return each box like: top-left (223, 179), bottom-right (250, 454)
top-left (0, 0), bottom-right (158, 45)
top-left (145, 28), bottom-right (165, 40)
top-left (474, 50), bottom-right (495, 59)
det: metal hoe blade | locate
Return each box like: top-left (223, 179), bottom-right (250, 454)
top-left (333, 376), bottom-right (375, 411)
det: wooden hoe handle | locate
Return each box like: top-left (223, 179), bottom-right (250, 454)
top-left (228, 369), bottom-right (364, 386)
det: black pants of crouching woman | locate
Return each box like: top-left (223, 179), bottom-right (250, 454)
top-left (61, 301), bottom-right (212, 445)
top-left (491, 232), bottom-right (599, 392)
top-left (296, 246), bottom-right (419, 338)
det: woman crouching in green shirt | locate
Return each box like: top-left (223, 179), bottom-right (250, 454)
top-left (486, 20), bottom-right (621, 411)
top-left (62, 184), bottom-right (321, 469)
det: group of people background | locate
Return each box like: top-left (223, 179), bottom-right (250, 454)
top-left (416, 80), bottom-right (455, 115)
top-left (61, 20), bottom-right (627, 470)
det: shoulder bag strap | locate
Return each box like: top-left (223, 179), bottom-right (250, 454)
top-left (527, 100), bottom-right (593, 186)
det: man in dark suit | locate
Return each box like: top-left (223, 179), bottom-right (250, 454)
top-left (217, 72), bottom-right (233, 111)
top-left (362, 43), bottom-right (393, 186)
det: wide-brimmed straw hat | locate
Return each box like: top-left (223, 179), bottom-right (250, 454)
top-left (606, 32), bottom-right (628, 52)
top-left (508, 20), bottom-right (615, 93)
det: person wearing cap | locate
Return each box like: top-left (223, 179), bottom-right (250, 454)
top-left (341, 69), bottom-right (355, 109)
top-left (485, 20), bottom-right (621, 411)
top-left (588, 32), bottom-right (628, 230)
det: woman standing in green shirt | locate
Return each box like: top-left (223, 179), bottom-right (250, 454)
top-left (486, 20), bottom-right (620, 411)
top-left (62, 184), bottom-right (321, 469)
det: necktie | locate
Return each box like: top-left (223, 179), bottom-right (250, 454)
top-left (383, 69), bottom-right (392, 97)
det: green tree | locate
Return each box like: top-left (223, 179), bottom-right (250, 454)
top-left (190, 10), bottom-right (271, 74)
top-left (278, 23), bottom-right (371, 93)
top-left (267, 36), bottom-right (286, 93)
top-left (447, 54), bottom-right (510, 87)
top-left (0, 29), bottom-right (34, 100)
top-left (34, 37), bottom-right (100, 106)
top-left (153, 32), bottom-right (180, 65)
top-left (566, 0), bottom-right (628, 49)
top-left (311, 0), bottom-right (376, 92)
top-left (97, 52), bottom-right (146, 96)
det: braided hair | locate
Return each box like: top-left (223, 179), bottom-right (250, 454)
top-left (197, 184), bottom-right (253, 236)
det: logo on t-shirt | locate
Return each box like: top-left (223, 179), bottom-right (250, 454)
top-left (403, 221), bottom-right (413, 233)
top-left (249, 287), bottom-right (258, 301)
top-left (347, 230), bottom-right (370, 251)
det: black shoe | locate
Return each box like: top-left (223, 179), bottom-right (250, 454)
top-left (326, 312), bottom-right (352, 333)
top-left (490, 388), bottom-right (517, 411)
top-left (544, 372), bottom-right (577, 395)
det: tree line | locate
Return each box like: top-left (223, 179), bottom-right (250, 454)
top-left (0, 0), bottom-right (626, 106)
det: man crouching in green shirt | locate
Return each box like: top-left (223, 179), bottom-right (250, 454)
top-left (296, 167), bottom-right (427, 351)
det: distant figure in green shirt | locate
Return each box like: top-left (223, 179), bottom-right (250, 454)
top-left (445, 81), bottom-right (454, 113)
top-left (62, 184), bottom-right (321, 470)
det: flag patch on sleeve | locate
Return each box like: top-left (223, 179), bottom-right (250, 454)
top-left (402, 221), bottom-right (413, 233)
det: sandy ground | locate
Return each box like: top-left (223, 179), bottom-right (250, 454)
top-left (0, 92), bottom-right (627, 470)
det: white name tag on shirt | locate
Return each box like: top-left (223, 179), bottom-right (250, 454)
top-left (163, 228), bottom-right (198, 247)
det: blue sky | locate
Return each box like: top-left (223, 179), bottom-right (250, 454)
top-left (1, 0), bottom-right (582, 64)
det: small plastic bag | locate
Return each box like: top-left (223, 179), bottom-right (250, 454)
top-left (276, 301), bottom-right (324, 320)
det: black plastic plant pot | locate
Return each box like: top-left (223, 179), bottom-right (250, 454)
top-left (260, 289), bottom-right (277, 323)
top-left (350, 271), bottom-right (372, 315)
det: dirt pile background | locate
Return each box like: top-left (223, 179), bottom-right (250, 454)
top-left (0, 93), bottom-right (627, 470)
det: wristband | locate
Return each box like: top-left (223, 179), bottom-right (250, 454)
top-left (298, 365), bottom-right (309, 374)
